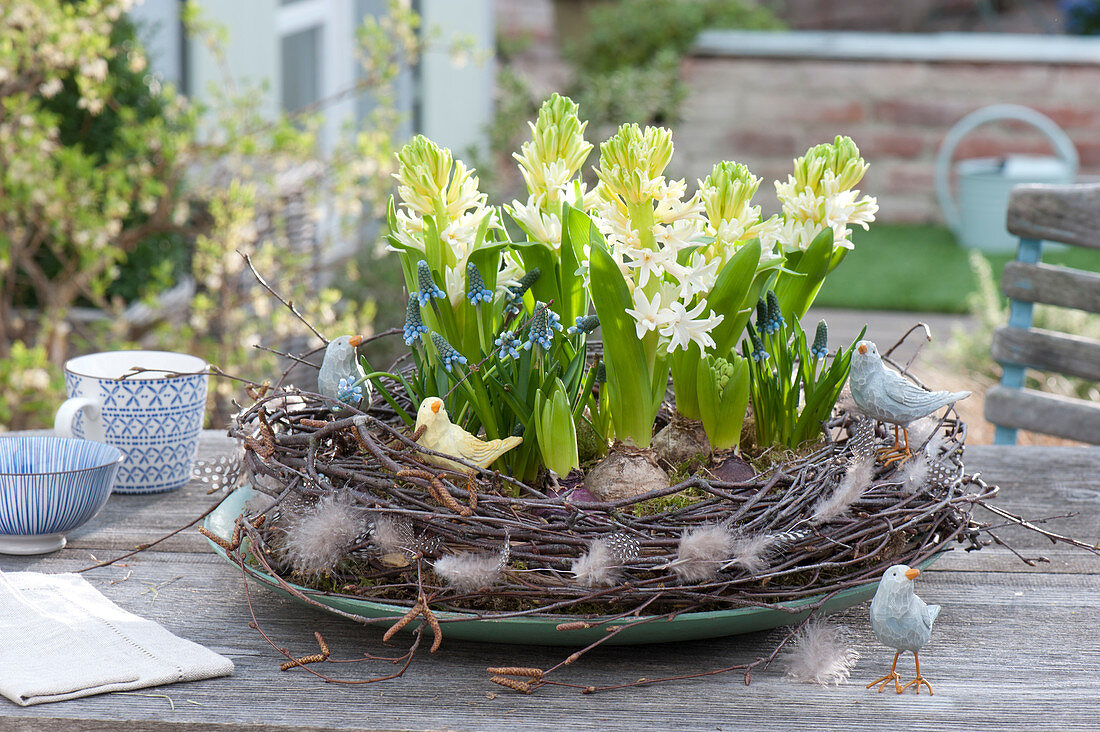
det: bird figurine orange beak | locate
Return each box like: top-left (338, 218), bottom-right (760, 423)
top-left (348, 335), bottom-right (364, 347)
top-left (858, 343), bottom-right (867, 355)
top-left (905, 567), bottom-right (920, 580)
top-left (431, 399), bottom-right (441, 414)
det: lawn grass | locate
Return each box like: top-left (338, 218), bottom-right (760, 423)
top-left (814, 224), bottom-right (1100, 313)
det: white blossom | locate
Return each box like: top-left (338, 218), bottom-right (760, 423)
top-left (624, 288), bottom-right (674, 339)
top-left (659, 300), bottom-right (723, 352)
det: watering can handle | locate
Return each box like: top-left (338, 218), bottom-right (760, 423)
top-left (934, 104), bottom-right (1079, 236)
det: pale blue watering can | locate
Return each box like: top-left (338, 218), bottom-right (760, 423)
top-left (935, 104), bottom-right (1078, 253)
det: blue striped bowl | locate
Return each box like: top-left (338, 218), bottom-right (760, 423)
top-left (0, 436), bottom-right (124, 555)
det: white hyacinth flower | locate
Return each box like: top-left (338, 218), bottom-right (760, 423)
top-left (659, 300), bottom-right (723, 352)
top-left (624, 288), bottom-right (675, 339)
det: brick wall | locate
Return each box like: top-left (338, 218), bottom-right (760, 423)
top-left (676, 51), bottom-right (1100, 222)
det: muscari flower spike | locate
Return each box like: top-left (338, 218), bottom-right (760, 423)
top-left (403, 293), bottom-right (429, 346)
top-left (336, 378), bottom-right (363, 405)
top-left (505, 268), bottom-right (541, 314)
top-left (567, 314), bottom-right (600, 335)
top-left (465, 262), bottom-right (493, 305)
top-left (595, 361), bottom-right (606, 384)
top-left (525, 302), bottom-right (562, 352)
top-left (416, 260), bottom-right (446, 306)
top-left (430, 332), bottom-right (467, 372)
top-left (494, 330), bottom-right (523, 361)
top-left (811, 320), bottom-right (829, 360)
top-left (763, 291), bottom-right (785, 335)
top-left (749, 325), bottom-right (769, 363)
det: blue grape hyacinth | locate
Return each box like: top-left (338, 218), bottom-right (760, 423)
top-left (494, 330), bottom-right (523, 360)
top-left (526, 302), bottom-right (562, 351)
top-left (749, 326), bottom-right (769, 363)
top-left (567, 314), bottom-right (599, 335)
top-left (465, 262), bottom-right (493, 305)
top-left (430, 332), bottom-right (467, 372)
top-left (505, 268), bottom-right (541, 315)
top-left (762, 291), bottom-right (785, 335)
top-left (811, 320), bottom-right (829, 360)
top-left (403, 294), bottom-right (429, 345)
top-left (416, 260), bottom-right (446, 306)
top-left (336, 377), bottom-right (363, 404)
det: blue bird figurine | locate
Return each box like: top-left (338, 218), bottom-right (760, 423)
top-left (867, 564), bottom-right (940, 695)
top-left (849, 340), bottom-right (970, 465)
top-left (317, 335), bottom-right (369, 405)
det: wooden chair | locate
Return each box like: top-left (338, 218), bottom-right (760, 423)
top-left (985, 183), bottom-right (1100, 445)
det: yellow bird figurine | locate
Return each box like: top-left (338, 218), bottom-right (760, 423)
top-left (414, 397), bottom-right (522, 473)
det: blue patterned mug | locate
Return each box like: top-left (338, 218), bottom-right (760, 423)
top-left (53, 351), bottom-right (208, 494)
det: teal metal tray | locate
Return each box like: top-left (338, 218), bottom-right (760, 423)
top-left (205, 486), bottom-right (895, 647)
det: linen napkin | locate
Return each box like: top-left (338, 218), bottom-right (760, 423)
top-left (0, 570), bottom-right (233, 706)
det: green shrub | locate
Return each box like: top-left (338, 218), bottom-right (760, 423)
top-left (566, 0), bottom-right (782, 127)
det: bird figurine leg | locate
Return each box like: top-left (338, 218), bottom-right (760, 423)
top-left (898, 651), bottom-right (933, 695)
top-left (876, 425), bottom-right (913, 467)
top-left (866, 650), bottom-right (904, 694)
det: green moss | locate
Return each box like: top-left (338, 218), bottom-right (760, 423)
top-left (632, 486), bottom-right (706, 516)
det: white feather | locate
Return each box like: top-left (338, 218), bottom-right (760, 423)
top-left (572, 539), bottom-right (621, 587)
top-left (674, 525), bottom-right (735, 583)
top-left (923, 431), bottom-right (946, 458)
top-left (785, 619), bottom-right (860, 686)
top-left (906, 417), bottom-right (938, 451)
top-left (813, 456), bottom-right (874, 523)
top-left (728, 533), bottom-right (774, 575)
top-left (372, 515), bottom-right (411, 555)
top-left (898, 453), bottom-right (930, 494)
top-left (283, 494), bottom-right (365, 576)
top-left (434, 552), bottom-right (501, 592)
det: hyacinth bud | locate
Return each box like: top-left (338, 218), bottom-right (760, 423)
top-left (394, 134), bottom-right (485, 222)
top-left (595, 361), bottom-right (607, 384)
top-left (403, 293), bottom-right (428, 346)
top-left (595, 123), bottom-right (674, 206)
top-left (811, 320), bottom-right (829, 359)
top-left (699, 161), bottom-right (762, 226)
top-left (711, 357), bottom-right (734, 392)
top-left (465, 262), bottom-right (493, 305)
top-left (514, 93), bottom-right (592, 195)
top-left (430, 332), bottom-right (467, 372)
top-left (394, 135), bottom-right (453, 213)
top-left (416, 260), bottom-right (445, 306)
top-left (791, 135), bottom-right (868, 194)
top-left (756, 297), bottom-right (768, 327)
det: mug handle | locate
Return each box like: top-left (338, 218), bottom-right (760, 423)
top-left (54, 397), bottom-right (106, 442)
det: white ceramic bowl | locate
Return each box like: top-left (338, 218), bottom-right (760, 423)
top-left (0, 436), bottom-right (124, 555)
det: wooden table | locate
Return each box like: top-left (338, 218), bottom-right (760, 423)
top-left (2, 432), bottom-right (1098, 731)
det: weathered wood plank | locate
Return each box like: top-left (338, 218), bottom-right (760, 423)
top-left (984, 385), bottom-right (1100, 444)
top-left (1001, 260), bottom-right (1100, 314)
top-left (991, 326), bottom-right (1100, 382)
top-left (1, 434), bottom-right (1097, 731)
top-left (2, 551), bottom-right (1098, 732)
top-left (1006, 183), bottom-right (1100, 250)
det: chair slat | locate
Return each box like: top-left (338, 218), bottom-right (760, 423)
top-left (984, 386), bottom-right (1100, 444)
top-left (991, 326), bottom-right (1100, 382)
top-left (1006, 184), bottom-right (1100, 250)
top-left (1000, 261), bottom-right (1100, 315)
